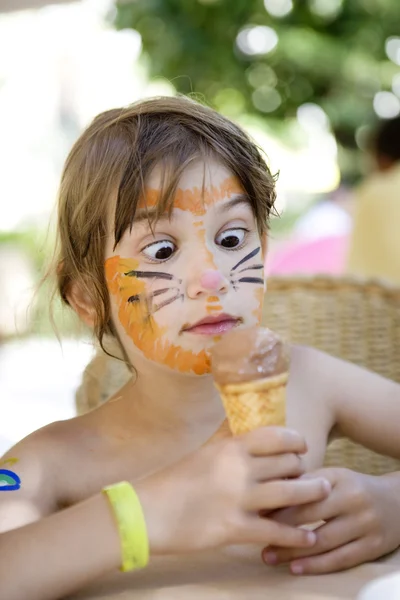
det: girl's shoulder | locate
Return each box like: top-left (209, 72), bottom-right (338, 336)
top-left (0, 417), bottom-right (89, 531)
top-left (0, 411), bottom-right (111, 510)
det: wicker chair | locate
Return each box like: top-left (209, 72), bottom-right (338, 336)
top-left (263, 275), bottom-right (400, 475)
top-left (75, 275), bottom-right (400, 475)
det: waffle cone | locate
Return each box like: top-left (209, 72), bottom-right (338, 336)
top-left (215, 372), bottom-right (288, 435)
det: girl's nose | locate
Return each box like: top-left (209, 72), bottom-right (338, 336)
top-left (200, 270), bottom-right (225, 290)
top-left (187, 268), bottom-right (229, 299)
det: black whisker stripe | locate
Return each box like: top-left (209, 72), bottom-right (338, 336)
top-left (231, 247), bottom-right (260, 272)
top-left (124, 270), bottom-right (175, 281)
top-left (238, 264), bottom-right (264, 273)
top-left (127, 294), bottom-right (141, 303)
top-left (238, 277), bottom-right (264, 285)
top-left (152, 291), bottom-right (183, 314)
top-left (151, 287), bottom-right (176, 298)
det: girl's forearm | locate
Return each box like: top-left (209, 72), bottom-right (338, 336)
top-left (0, 493), bottom-right (122, 600)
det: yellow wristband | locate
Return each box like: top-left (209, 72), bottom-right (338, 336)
top-left (103, 481), bottom-right (149, 572)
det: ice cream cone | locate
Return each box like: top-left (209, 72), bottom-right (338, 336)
top-left (215, 371), bottom-right (287, 435)
top-left (211, 327), bottom-right (289, 435)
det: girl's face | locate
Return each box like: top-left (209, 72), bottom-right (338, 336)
top-left (104, 160), bottom-right (266, 375)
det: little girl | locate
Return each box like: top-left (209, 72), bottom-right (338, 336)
top-left (2, 96), bottom-right (400, 600)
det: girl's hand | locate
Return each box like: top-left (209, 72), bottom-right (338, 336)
top-left (135, 427), bottom-right (331, 556)
top-left (263, 467), bottom-right (400, 574)
top-left (204, 418), bottom-right (232, 444)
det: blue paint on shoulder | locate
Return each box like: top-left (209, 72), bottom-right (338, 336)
top-left (0, 469), bottom-right (21, 491)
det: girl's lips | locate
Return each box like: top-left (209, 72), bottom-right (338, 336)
top-left (183, 315), bottom-right (241, 336)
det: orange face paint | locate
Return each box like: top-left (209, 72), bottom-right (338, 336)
top-left (141, 176), bottom-right (243, 216)
top-left (205, 295), bottom-right (223, 314)
top-left (196, 225), bottom-right (217, 270)
top-left (105, 255), bottom-right (211, 375)
top-left (206, 305), bottom-right (224, 313)
top-left (106, 172), bottom-right (264, 375)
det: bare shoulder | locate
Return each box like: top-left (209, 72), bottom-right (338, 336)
top-left (289, 344), bottom-right (400, 458)
top-left (289, 344), bottom-right (336, 391)
top-left (290, 342), bottom-right (399, 407)
top-left (289, 343), bottom-right (350, 389)
top-left (289, 343), bottom-right (320, 369)
top-left (288, 343), bottom-right (364, 412)
top-left (0, 380), bottom-right (145, 534)
top-left (287, 345), bottom-right (337, 436)
top-left (0, 413), bottom-right (103, 533)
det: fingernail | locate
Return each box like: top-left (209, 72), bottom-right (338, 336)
top-left (306, 531), bottom-right (316, 545)
top-left (291, 563), bottom-right (303, 575)
top-left (263, 551), bottom-right (278, 565)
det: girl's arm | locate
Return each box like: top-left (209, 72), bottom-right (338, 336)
top-left (0, 492), bottom-right (122, 600)
top-left (0, 429), bottom-right (122, 599)
top-left (0, 426), bottom-right (330, 600)
top-left (303, 346), bottom-right (400, 458)
top-left (259, 348), bottom-right (400, 575)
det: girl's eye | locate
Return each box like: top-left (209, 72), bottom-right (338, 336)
top-left (142, 240), bottom-right (176, 261)
top-left (215, 228), bottom-right (247, 249)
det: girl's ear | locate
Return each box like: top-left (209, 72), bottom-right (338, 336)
top-left (66, 281), bottom-right (97, 328)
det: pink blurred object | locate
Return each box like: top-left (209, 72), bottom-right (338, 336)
top-left (266, 235), bottom-right (349, 276)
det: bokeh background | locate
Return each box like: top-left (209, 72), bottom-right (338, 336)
top-left (1, 0), bottom-right (400, 453)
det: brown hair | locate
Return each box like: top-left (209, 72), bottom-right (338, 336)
top-left (54, 95), bottom-right (277, 351)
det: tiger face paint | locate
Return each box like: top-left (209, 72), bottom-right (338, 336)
top-left (105, 160), bottom-right (265, 375)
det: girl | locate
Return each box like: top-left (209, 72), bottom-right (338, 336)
top-left (1, 96), bottom-right (400, 600)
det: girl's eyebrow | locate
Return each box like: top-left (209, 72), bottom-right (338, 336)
top-left (132, 193), bottom-right (251, 223)
top-left (215, 194), bottom-right (251, 214)
top-left (133, 207), bottom-right (170, 224)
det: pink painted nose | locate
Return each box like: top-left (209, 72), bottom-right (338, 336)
top-left (200, 270), bottom-right (224, 291)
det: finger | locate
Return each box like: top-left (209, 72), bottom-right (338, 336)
top-left (300, 468), bottom-right (341, 488)
top-left (271, 489), bottom-right (341, 527)
top-left (245, 477), bottom-right (331, 512)
top-left (243, 427), bottom-right (308, 457)
top-left (242, 515), bottom-right (318, 549)
top-left (287, 537), bottom-right (381, 575)
top-left (251, 453), bottom-right (305, 482)
top-left (265, 506), bottom-right (299, 526)
top-left (263, 516), bottom-right (360, 565)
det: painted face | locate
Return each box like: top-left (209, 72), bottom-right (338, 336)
top-left (105, 160), bottom-right (265, 375)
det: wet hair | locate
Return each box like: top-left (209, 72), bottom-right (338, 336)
top-left (53, 95), bottom-right (277, 351)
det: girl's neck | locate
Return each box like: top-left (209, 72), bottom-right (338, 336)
top-left (121, 354), bottom-right (225, 438)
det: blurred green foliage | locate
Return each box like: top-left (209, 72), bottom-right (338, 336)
top-left (0, 228), bottom-right (80, 339)
top-left (115, 0), bottom-right (400, 153)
